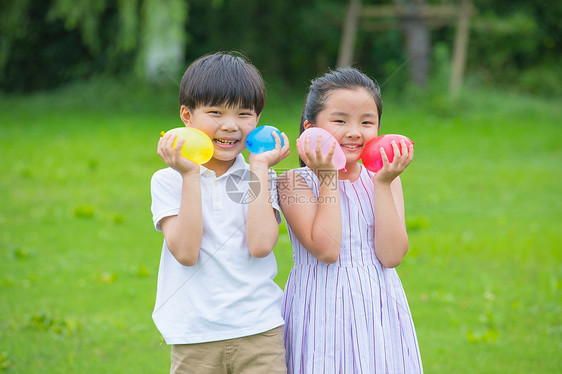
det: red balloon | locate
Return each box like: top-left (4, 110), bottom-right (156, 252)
top-left (361, 134), bottom-right (414, 172)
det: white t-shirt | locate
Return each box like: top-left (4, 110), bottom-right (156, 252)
top-left (150, 154), bottom-right (284, 344)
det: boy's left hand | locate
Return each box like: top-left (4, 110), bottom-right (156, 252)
top-left (373, 140), bottom-right (414, 184)
top-left (157, 132), bottom-right (200, 176)
top-left (249, 132), bottom-right (290, 168)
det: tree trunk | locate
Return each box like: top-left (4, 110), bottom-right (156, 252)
top-left (450, 0), bottom-right (471, 96)
top-left (137, 0), bottom-right (187, 83)
top-left (337, 0), bottom-right (361, 68)
top-left (395, 0), bottom-right (430, 87)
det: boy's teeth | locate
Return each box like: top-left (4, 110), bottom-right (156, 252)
top-left (215, 139), bottom-right (237, 144)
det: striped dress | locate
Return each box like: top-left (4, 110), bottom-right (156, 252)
top-left (282, 166), bottom-right (423, 374)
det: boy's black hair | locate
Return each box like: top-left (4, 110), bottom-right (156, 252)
top-left (179, 52), bottom-right (266, 114)
top-left (299, 67), bottom-right (383, 167)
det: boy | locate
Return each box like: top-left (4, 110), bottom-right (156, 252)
top-left (151, 52), bottom-right (289, 373)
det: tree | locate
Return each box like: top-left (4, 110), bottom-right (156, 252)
top-left (0, 0), bottom-right (188, 90)
top-left (137, 0), bottom-right (187, 82)
top-left (394, 0), bottom-right (430, 87)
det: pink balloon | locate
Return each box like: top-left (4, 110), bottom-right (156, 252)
top-left (298, 127), bottom-right (347, 170)
top-left (361, 134), bottom-right (414, 172)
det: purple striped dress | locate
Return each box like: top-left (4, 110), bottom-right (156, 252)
top-left (282, 166), bottom-right (423, 373)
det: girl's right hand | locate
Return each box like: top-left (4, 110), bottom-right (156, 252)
top-left (157, 132), bottom-right (200, 175)
top-left (296, 135), bottom-right (338, 174)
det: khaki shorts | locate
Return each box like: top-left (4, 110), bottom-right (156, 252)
top-left (170, 326), bottom-right (286, 374)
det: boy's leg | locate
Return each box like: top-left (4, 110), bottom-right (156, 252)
top-left (170, 340), bottom-right (228, 374)
top-left (231, 326), bottom-right (287, 374)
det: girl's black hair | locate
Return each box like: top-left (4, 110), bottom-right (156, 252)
top-left (179, 52), bottom-right (266, 114)
top-left (299, 67), bottom-right (383, 166)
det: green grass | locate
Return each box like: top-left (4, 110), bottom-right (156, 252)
top-left (1, 78), bottom-right (560, 373)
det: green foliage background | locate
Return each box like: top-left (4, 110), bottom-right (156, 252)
top-left (1, 0), bottom-right (561, 94)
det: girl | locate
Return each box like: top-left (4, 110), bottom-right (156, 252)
top-left (279, 67), bottom-right (422, 373)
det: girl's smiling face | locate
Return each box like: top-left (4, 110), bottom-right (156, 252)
top-left (306, 88), bottom-right (380, 165)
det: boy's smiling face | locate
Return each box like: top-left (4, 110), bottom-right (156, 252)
top-left (180, 104), bottom-right (259, 171)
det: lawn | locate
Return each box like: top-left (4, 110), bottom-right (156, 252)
top-left (0, 77), bottom-right (560, 373)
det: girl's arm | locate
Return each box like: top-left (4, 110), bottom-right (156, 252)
top-left (279, 170), bottom-right (342, 263)
top-left (279, 136), bottom-right (342, 263)
top-left (372, 140), bottom-right (414, 268)
top-left (246, 133), bottom-right (290, 257)
top-left (373, 176), bottom-right (407, 268)
top-left (157, 132), bottom-right (203, 266)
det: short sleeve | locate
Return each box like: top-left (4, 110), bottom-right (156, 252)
top-left (294, 167), bottom-right (319, 197)
top-left (150, 168), bottom-right (182, 231)
top-left (268, 169), bottom-right (282, 225)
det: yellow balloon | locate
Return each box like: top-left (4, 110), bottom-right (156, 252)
top-left (161, 127), bottom-right (214, 164)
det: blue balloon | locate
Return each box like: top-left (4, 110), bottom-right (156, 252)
top-left (246, 125), bottom-right (284, 154)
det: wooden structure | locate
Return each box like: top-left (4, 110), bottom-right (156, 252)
top-left (337, 0), bottom-right (474, 96)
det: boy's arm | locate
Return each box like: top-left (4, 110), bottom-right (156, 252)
top-left (245, 163), bottom-right (279, 258)
top-left (156, 132), bottom-right (203, 266)
top-left (160, 172), bottom-right (203, 266)
top-left (245, 132), bottom-right (289, 258)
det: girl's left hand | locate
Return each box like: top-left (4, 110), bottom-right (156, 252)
top-left (373, 140), bottom-right (414, 184)
top-left (248, 132), bottom-right (290, 168)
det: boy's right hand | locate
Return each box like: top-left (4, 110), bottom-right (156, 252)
top-left (157, 132), bottom-right (200, 175)
top-left (297, 135), bottom-right (338, 174)
top-left (248, 131), bottom-right (290, 169)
